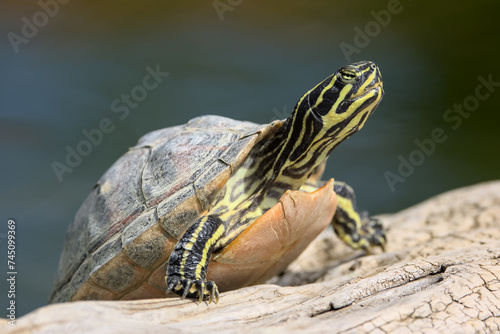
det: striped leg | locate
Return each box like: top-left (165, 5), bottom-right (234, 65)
top-left (165, 215), bottom-right (225, 303)
top-left (332, 181), bottom-right (386, 252)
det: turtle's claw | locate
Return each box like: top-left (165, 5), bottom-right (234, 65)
top-left (194, 280), bottom-right (206, 302)
top-left (206, 281), bottom-right (219, 304)
top-left (166, 275), bottom-right (219, 304)
top-left (181, 279), bottom-right (191, 300)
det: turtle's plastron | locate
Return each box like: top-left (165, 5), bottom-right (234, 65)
top-left (208, 179), bottom-right (337, 291)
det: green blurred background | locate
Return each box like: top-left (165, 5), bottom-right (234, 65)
top-left (1, 0), bottom-right (499, 316)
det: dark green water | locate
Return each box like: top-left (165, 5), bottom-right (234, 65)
top-left (1, 0), bottom-right (499, 317)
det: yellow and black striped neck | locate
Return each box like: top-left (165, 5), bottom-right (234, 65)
top-left (257, 61), bottom-right (384, 190)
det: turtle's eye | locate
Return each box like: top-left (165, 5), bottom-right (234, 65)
top-left (338, 69), bottom-right (358, 84)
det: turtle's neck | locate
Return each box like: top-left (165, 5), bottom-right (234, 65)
top-left (253, 102), bottom-right (342, 194)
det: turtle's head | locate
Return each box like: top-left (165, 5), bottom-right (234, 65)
top-left (310, 61), bottom-right (383, 133)
top-left (277, 61), bottom-right (383, 174)
top-left (289, 61), bottom-right (383, 156)
top-left (266, 62), bottom-right (383, 184)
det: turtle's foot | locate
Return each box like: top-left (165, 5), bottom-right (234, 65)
top-left (334, 211), bottom-right (386, 253)
top-left (358, 213), bottom-right (386, 252)
top-left (166, 275), bottom-right (219, 304)
top-left (332, 181), bottom-right (386, 253)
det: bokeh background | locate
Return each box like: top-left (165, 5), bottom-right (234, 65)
top-left (1, 0), bottom-right (499, 317)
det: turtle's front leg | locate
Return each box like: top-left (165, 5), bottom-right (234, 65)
top-left (332, 181), bottom-right (386, 252)
top-left (165, 215), bottom-right (225, 303)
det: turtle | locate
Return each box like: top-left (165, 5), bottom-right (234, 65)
top-left (50, 60), bottom-right (386, 304)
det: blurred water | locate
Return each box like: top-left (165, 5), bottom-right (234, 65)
top-left (1, 0), bottom-right (499, 317)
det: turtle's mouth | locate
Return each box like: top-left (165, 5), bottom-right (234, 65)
top-left (367, 81), bottom-right (384, 96)
top-left (348, 81), bottom-right (383, 101)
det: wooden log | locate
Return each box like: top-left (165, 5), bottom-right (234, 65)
top-left (5, 181), bottom-right (500, 333)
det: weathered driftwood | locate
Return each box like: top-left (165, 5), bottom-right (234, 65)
top-left (5, 181), bottom-right (500, 333)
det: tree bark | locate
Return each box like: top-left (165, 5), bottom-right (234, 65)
top-left (5, 181), bottom-right (500, 333)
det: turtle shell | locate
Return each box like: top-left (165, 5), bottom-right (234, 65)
top-left (50, 115), bottom-right (336, 303)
